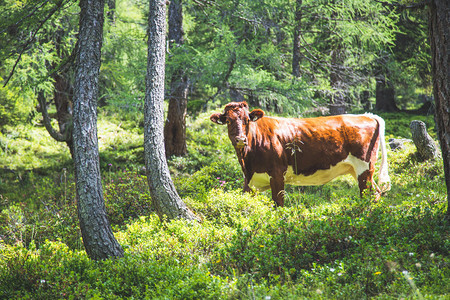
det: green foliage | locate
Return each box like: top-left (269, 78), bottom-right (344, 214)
top-left (0, 0), bottom-right (79, 125)
top-left (387, 9), bottom-right (432, 107)
top-left (0, 239), bottom-right (225, 299)
top-left (379, 111), bottom-right (436, 138)
top-left (104, 170), bottom-right (153, 227)
top-left (1, 110), bottom-right (448, 299)
top-left (0, 83), bottom-right (34, 126)
top-left (100, 0), bottom-right (147, 111)
top-left (0, 124), bottom-right (72, 171)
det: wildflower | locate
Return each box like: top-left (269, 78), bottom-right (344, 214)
top-left (329, 268), bottom-right (335, 272)
top-left (374, 271), bottom-right (382, 275)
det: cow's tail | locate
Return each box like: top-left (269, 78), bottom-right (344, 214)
top-left (371, 114), bottom-right (391, 192)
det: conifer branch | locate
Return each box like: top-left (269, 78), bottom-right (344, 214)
top-left (3, 0), bottom-right (66, 87)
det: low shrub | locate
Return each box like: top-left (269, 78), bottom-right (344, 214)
top-left (175, 160), bottom-right (242, 202)
top-left (0, 240), bottom-right (226, 299)
top-left (103, 170), bottom-right (153, 227)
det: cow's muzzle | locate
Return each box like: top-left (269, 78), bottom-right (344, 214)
top-left (235, 136), bottom-right (247, 148)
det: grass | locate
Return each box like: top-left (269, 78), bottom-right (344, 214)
top-left (0, 108), bottom-right (448, 299)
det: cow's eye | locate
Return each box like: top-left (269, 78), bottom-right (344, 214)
top-left (226, 120), bottom-right (230, 124)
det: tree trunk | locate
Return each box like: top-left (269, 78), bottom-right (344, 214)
top-left (361, 90), bottom-right (371, 111)
top-left (37, 26), bottom-right (75, 157)
top-left (292, 0), bottom-right (302, 78)
top-left (164, 0), bottom-right (188, 157)
top-left (375, 75), bottom-right (399, 112)
top-left (429, 0), bottom-right (450, 217)
top-left (329, 47), bottom-right (346, 115)
top-left (52, 70), bottom-right (74, 155)
top-left (410, 120), bottom-right (439, 160)
top-left (145, 0), bottom-right (199, 221)
top-left (73, 0), bottom-right (124, 260)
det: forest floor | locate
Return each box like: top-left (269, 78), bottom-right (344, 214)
top-left (0, 109), bottom-right (448, 299)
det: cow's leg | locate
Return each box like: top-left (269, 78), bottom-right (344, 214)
top-left (270, 176), bottom-right (285, 207)
top-left (243, 177), bottom-right (252, 193)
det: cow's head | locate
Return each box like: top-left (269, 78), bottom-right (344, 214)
top-left (210, 102), bottom-right (264, 149)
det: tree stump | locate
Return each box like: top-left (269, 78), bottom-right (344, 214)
top-left (410, 120), bottom-right (439, 160)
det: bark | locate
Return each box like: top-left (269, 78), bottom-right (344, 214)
top-left (292, 0), bottom-right (302, 78)
top-left (375, 75), bottom-right (399, 112)
top-left (73, 0), bottom-right (124, 260)
top-left (429, 0), bottom-right (450, 217)
top-left (37, 92), bottom-right (70, 144)
top-left (410, 120), bottom-right (439, 160)
top-left (164, 0), bottom-right (188, 157)
top-left (164, 77), bottom-right (188, 157)
top-left (52, 69), bottom-right (74, 155)
top-left (145, 0), bottom-right (199, 221)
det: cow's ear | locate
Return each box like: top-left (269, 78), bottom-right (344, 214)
top-left (249, 109), bottom-right (264, 122)
top-left (210, 113), bottom-right (227, 125)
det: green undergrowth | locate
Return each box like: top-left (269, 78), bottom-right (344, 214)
top-left (0, 109), bottom-right (448, 299)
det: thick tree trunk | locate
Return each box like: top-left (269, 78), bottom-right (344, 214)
top-left (145, 0), bottom-right (199, 221)
top-left (73, 0), bottom-right (124, 260)
top-left (429, 0), bottom-right (450, 217)
top-left (292, 0), bottom-right (302, 78)
top-left (375, 75), bottom-right (399, 112)
top-left (52, 71), bottom-right (74, 155)
top-left (164, 0), bottom-right (188, 157)
top-left (410, 120), bottom-right (439, 160)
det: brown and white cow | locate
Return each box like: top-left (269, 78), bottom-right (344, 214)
top-left (210, 101), bottom-right (390, 207)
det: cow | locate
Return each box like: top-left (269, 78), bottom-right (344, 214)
top-left (210, 101), bottom-right (390, 207)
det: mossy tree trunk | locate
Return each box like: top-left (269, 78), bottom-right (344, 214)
top-left (144, 0), bottom-right (199, 221)
top-left (73, 0), bottom-right (124, 260)
top-left (429, 0), bottom-right (450, 218)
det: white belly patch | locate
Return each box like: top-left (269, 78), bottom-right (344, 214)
top-left (248, 154), bottom-right (369, 191)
